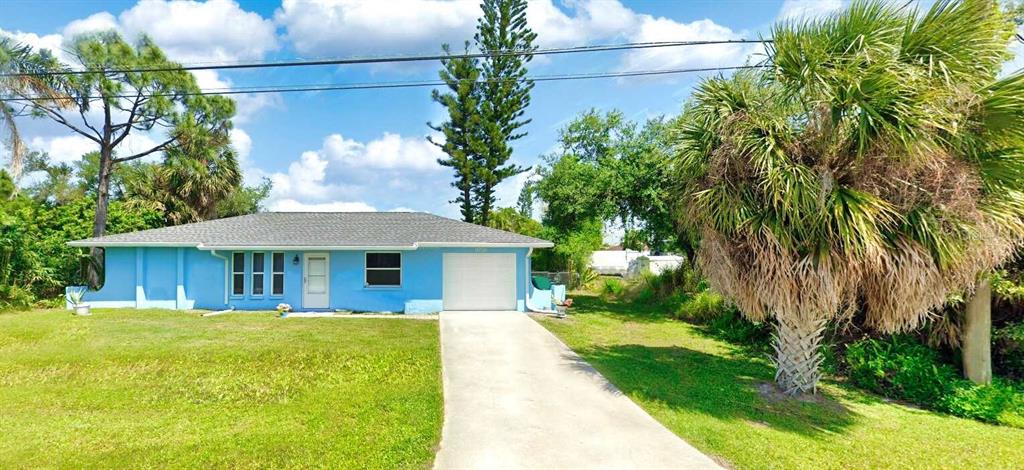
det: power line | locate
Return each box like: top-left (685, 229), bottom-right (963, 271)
top-left (1, 65), bottom-right (764, 102)
top-left (1, 39), bottom-right (770, 77)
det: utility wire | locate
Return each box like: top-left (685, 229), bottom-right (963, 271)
top-left (1, 65), bottom-right (764, 102)
top-left (0, 39), bottom-right (770, 77)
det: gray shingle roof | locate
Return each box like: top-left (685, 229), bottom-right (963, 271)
top-left (68, 212), bottom-right (553, 248)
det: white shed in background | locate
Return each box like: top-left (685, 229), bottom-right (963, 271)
top-left (590, 249), bottom-right (648, 276)
top-left (626, 255), bottom-right (685, 278)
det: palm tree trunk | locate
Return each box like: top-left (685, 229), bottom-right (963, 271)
top-left (773, 316), bottom-right (827, 394)
top-left (1, 106), bottom-right (25, 190)
top-left (962, 279), bottom-right (992, 384)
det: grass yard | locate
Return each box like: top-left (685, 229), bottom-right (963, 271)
top-left (537, 295), bottom-right (1024, 470)
top-left (0, 309), bottom-right (443, 469)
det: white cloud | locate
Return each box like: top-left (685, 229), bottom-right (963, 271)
top-left (270, 150), bottom-right (336, 202)
top-left (230, 128), bottom-right (252, 164)
top-left (777, 0), bottom-right (844, 21)
top-left (64, 0), bottom-right (278, 64)
top-left (619, 17), bottom-right (756, 73)
top-left (57, 1), bottom-right (281, 123)
top-left (275, 0), bottom-right (753, 76)
top-left (322, 132), bottom-right (444, 171)
top-left (27, 135), bottom-right (97, 164)
top-left (276, 0), bottom-right (642, 56)
top-left (269, 199), bottom-right (377, 212)
top-left (265, 132), bottom-right (447, 213)
top-left (62, 12), bottom-right (118, 40)
top-left (0, 29), bottom-right (68, 62)
top-left (527, 0), bottom-right (637, 47)
top-left (276, 0), bottom-right (479, 57)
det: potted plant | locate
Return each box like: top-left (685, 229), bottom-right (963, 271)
top-left (276, 303), bottom-right (292, 318)
top-left (67, 289), bottom-right (91, 316)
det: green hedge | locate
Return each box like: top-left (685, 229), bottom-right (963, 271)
top-left (846, 336), bottom-right (1024, 427)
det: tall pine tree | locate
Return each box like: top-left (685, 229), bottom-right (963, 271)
top-left (474, 0), bottom-right (535, 225)
top-left (428, 42), bottom-right (485, 223)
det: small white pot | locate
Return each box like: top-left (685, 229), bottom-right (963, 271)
top-left (73, 304), bottom-right (91, 316)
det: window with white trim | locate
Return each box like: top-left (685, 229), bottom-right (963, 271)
top-left (271, 252), bottom-right (285, 296)
top-left (251, 252), bottom-right (265, 296)
top-left (365, 252), bottom-right (401, 287)
top-left (231, 252), bottom-right (244, 296)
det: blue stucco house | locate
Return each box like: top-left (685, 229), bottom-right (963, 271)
top-left (68, 212), bottom-right (553, 314)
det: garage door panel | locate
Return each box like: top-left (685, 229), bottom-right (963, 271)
top-left (443, 253), bottom-right (516, 310)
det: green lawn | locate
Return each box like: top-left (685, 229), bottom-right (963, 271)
top-left (537, 295), bottom-right (1024, 470)
top-left (0, 309), bottom-right (442, 469)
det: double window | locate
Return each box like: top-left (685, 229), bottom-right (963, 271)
top-left (231, 253), bottom-right (245, 296)
top-left (365, 252), bottom-right (401, 287)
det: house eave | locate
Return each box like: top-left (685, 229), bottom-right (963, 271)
top-left (67, 241), bottom-right (555, 249)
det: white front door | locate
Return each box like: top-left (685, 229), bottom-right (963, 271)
top-left (443, 253), bottom-right (517, 310)
top-left (303, 253), bottom-right (330, 309)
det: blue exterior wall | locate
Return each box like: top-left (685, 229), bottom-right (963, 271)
top-left (80, 246), bottom-right (530, 313)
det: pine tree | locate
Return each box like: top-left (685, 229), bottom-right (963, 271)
top-left (428, 42), bottom-right (485, 223)
top-left (474, 0), bottom-right (535, 225)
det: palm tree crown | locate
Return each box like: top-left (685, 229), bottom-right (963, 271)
top-left (675, 0), bottom-right (1024, 394)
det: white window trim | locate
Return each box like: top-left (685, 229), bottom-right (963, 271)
top-left (364, 251), bottom-right (402, 288)
top-left (251, 252), bottom-right (265, 297)
top-left (271, 252), bottom-right (285, 297)
top-left (230, 252), bottom-right (245, 298)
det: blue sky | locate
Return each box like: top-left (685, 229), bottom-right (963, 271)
top-left (1, 0), bottom-right (847, 217)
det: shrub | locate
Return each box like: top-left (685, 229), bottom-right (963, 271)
top-left (939, 379), bottom-right (1024, 425)
top-left (845, 336), bottom-right (958, 405)
top-left (673, 290), bottom-right (729, 323)
top-left (705, 309), bottom-right (772, 350)
top-left (845, 335), bottom-right (1024, 427)
top-left (994, 322), bottom-right (1024, 380)
top-left (0, 285), bottom-right (36, 311)
top-left (600, 278), bottom-right (624, 298)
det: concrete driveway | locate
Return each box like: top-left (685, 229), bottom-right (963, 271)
top-left (434, 311), bottom-right (721, 470)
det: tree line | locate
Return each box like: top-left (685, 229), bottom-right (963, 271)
top-left (0, 33), bottom-right (268, 299)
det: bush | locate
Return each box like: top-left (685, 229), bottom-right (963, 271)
top-left (939, 379), bottom-right (1024, 425)
top-left (845, 336), bottom-right (958, 405)
top-left (705, 309), bottom-right (772, 350)
top-left (994, 322), bottom-right (1024, 380)
top-left (600, 278), bottom-right (624, 297)
top-left (845, 335), bottom-right (1024, 427)
top-left (672, 290), bottom-right (729, 323)
top-left (0, 285), bottom-right (36, 311)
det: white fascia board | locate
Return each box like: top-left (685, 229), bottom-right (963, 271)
top-left (415, 242), bottom-right (554, 248)
top-left (196, 244), bottom-right (417, 251)
top-left (66, 241), bottom-right (198, 248)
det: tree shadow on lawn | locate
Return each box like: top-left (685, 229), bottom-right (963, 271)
top-left (567, 343), bottom-right (857, 437)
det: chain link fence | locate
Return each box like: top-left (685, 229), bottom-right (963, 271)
top-left (531, 271), bottom-right (578, 288)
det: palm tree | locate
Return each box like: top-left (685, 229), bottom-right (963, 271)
top-left (675, 0), bottom-right (1024, 394)
top-left (0, 38), bottom-right (68, 186)
top-left (122, 119), bottom-right (242, 225)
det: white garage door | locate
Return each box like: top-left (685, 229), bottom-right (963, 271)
top-left (443, 253), bottom-right (517, 311)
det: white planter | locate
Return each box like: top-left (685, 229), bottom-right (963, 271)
top-left (73, 304), bottom-right (91, 316)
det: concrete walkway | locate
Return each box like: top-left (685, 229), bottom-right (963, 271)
top-left (434, 311), bottom-right (722, 470)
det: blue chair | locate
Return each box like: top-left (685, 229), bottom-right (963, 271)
top-left (527, 275), bottom-right (567, 316)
